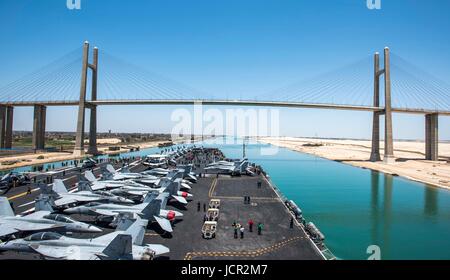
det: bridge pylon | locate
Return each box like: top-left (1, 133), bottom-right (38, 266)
top-left (370, 53), bottom-right (381, 162)
top-left (425, 113), bottom-right (439, 161)
top-left (0, 106), bottom-right (14, 149)
top-left (74, 41), bottom-right (99, 156)
top-left (370, 47), bottom-right (395, 163)
top-left (32, 105), bottom-right (46, 151)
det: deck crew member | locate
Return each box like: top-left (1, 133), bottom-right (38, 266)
top-left (257, 223), bottom-right (263, 235)
top-left (248, 219), bottom-right (254, 232)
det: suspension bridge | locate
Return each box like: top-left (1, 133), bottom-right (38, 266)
top-left (0, 41), bottom-right (449, 162)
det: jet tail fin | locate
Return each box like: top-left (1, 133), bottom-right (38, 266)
top-left (164, 179), bottom-right (180, 195)
top-left (106, 164), bottom-right (117, 174)
top-left (78, 180), bottom-right (93, 192)
top-left (143, 191), bottom-right (158, 203)
top-left (35, 195), bottom-right (55, 212)
top-left (0, 196), bottom-right (15, 216)
top-left (140, 199), bottom-right (161, 220)
top-left (100, 234), bottom-right (132, 260)
top-left (120, 165), bottom-right (131, 173)
top-left (84, 170), bottom-right (97, 183)
top-left (52, 179), bottom-right (68, 194)
top-left (115, 213), bottom-right (136, 231)
top-left (38, 183), bottom-right (54, 195)
top-left (156, 192), bottom-right (169, 209)
top-left (124, 216), bottom-right (148, 246)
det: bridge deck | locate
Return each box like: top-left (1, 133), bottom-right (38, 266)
top-left (2, 99), bottom-right (448, 115)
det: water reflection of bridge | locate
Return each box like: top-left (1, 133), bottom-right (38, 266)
top-left (370, 170), bottom-right (439, 258)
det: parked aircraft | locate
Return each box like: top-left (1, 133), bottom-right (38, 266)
top-left (0, 197), bottom-right (101, 240)
top-left (0, 216), bottom-right (169, 260)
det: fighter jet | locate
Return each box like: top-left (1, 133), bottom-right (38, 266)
top-left (103, 164), bottom-right (159, 181)
top-left (0, 216), bottom-right (169, 260)
top-left (141, 168), bottom-right (170, 177)
top-left (83, 171), bottom-right (157, 197)
top-left (154, 177), bottom-right (193, 204)
top-left (85, 170), bottom-right (192, 203)
top-left (41, 180), bottom-right (133, 207)
top-left (0, 197), bottom-right (101, 240)
top-left (204, 158), bottom-right (253, 175)
top-left (63, 192), bottom-right (182, 232)
top-left (174, 164), bottom-right (198, 182)
top-left (0, 172), bottom-right (30, 190)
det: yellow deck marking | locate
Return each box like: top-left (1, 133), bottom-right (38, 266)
top-left (7, 188), bottom-right (39, 201)
top-left (183, 236), bottom-right (305, 260)
top-left (145, 233), bottom-right (160, 236)
top-left (208, 178), bottom-right (218, 198)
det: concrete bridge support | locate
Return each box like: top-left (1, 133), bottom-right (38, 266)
top-left (0, 106), bottom-right (14, 149)
top-left (425, 113), bottom-right (438, 161)
top-left (74, 42), bottom-right (90, 157)
top-left (74, 42), bottom-right (99, 156)
top-left (32, 105), bottom-right (46, 150)
top-left (87, 47), bottom-right (99, 155)
top-left (370, 53), bottom-right (381, 162)
top-left (5, 106), bottom-right (14, 148)
top-left (0, 106), bottom-right (6, 148)
top-left (383, 47), bottom-right (395, 164)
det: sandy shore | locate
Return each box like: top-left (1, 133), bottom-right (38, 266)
top-left (0, 140), bottom-right (166, 171)
top-left (259, 137), bottom-right (450, 191)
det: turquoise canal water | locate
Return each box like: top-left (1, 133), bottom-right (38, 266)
top-left (207, 140), bottom-right (450, 260)
top-left (5, 140), bottom-right (450, 259)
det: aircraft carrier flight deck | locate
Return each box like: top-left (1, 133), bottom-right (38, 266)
top-left (0, 147), bottom-right (327, 260)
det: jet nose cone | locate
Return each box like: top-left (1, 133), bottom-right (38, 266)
top-left (64, 208), bottom-right (77, 214)
top-left (124, 198), bottom-right (134, 204)
top-left (174, 211), bottom-right (183, 217)
top-left (87, 225), bottom-right (102, 233)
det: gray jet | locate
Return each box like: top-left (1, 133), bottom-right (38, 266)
top-left (63, 193), bottom-right (183, 232)
top-left (0, 216), bottom-right (169, 260)
top-left (0, 197), bottom-right (101, 240)
top-left (42, 179), bottom-right (133, 207)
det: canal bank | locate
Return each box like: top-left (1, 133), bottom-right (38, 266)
top-left (201, 140), bottom-right (450, 260)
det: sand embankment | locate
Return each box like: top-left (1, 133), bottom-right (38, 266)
top-left (259, 137), bottom-right (450, 191)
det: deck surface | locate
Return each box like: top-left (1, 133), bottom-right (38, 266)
top-left (0, 153), bottom-right (323, 260)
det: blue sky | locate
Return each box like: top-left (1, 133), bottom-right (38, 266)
top-left (0, 0), bottom-right (449, 140)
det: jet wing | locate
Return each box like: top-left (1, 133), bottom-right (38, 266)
top-left (153, 216), bottom-right (173, 232)
top-left (23, 211), bottom-right (51, 220)
top-left (28, 244), bottom-right (78, 260)
top-left (124, 190), bottom-right (148, 196)
top-left (54, 196), bottom-right (100, 207)
top-left (0, 225), bottom-right (18, 237)
top-left (145, 244), bottom-right (170, 256)
top-left (16, 221), bottom-right (67, 232)
top-left (1, 221), bottom-right (66, 236)
top-left (89, 209), bottom-right (117, 216)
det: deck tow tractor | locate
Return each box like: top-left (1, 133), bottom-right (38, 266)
top-left (202, 199), bottom-right (221, 239)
